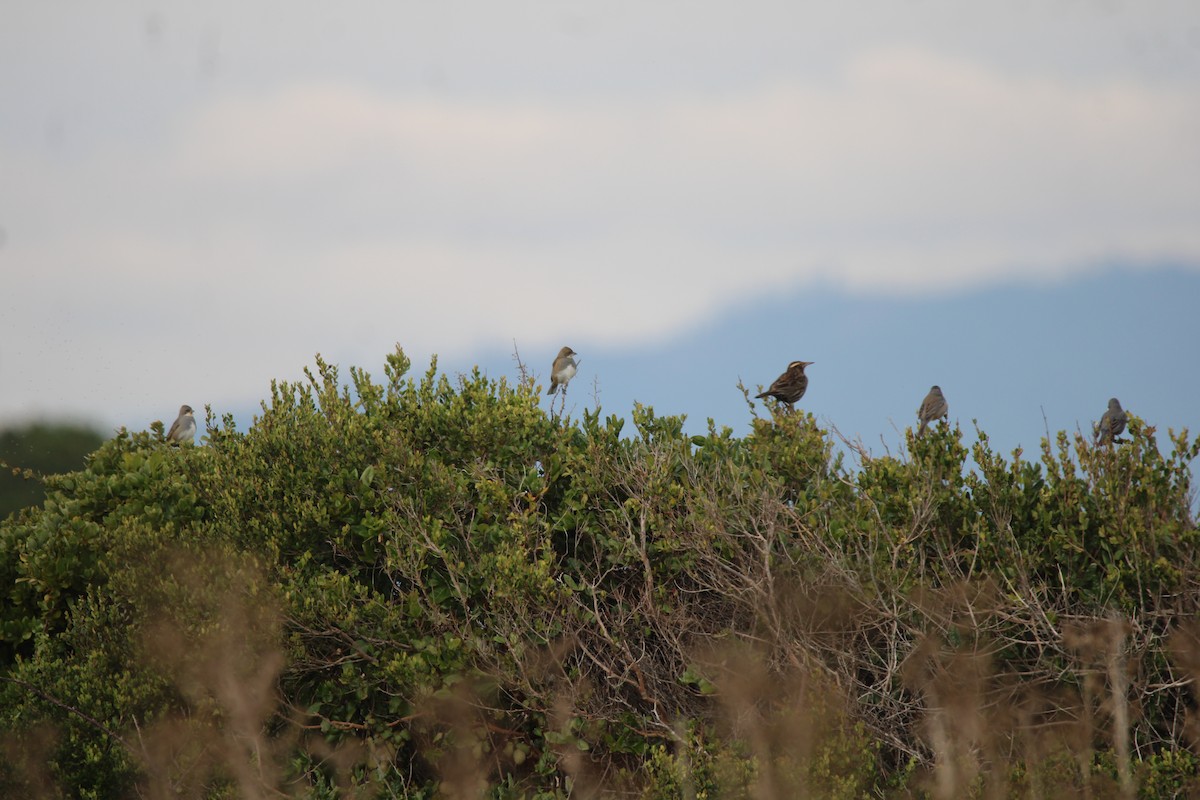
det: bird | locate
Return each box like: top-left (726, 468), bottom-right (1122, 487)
top-left (1096, 397), bottom-right (1127, 444)
top-left (756, 360), bottom-right (813, 411)
top-left (546, 347), bottom-right (578, 395)
top-left (916, 385), bottom-right (949, 436)
top-left (166, 404), bottom-right (196, 444)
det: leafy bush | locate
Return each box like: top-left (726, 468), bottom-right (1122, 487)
top-left (0, 422), bottom-right (106, 519)
top-left (1, 346), bottom-right (1197, 798)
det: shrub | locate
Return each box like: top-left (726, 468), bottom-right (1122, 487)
top-left (1, 346), bottom-right (1197, 798)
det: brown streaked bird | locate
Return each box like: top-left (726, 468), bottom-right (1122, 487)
top-left (916, 385), bottom-right (949, 436)
top-left (166, 404), bottom-right (196, 444)
top-left (1096, 397), bottom-right (1127, 444)
top-left (546, 347), bottom-right (578, 395)
top-left (756, 360), bottom-right (813, 411)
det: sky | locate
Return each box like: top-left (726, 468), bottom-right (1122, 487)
top-left (2, 2), bottom-right (1199, 463)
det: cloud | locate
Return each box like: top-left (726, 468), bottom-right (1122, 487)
top-left (163, 46), bottom-right (1200, 284)
top-left (2, 45), bottom-right (1199, 425)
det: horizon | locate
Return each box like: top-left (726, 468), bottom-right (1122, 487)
top-left (3, 3), bottom-right (1198, 460)
top-left (12, 265), bottom-right (1195, 486)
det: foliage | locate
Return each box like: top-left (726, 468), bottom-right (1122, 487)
top-left (0, 422), bottom-right (106, 519)
top-left (1, 346), bottom-right (1198, 798)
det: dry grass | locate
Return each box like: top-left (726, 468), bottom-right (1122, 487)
top-left (5, 567), bottom-right (1200, 798)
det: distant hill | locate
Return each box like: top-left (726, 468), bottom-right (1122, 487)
top-left (448, 264), bottom-right (1200, 460)
top-left (0, 422), bottom-right (105, 519)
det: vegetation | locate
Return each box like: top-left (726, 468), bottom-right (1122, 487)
top-left (0, 422), bottom-right (105, 519)
top-left (1, 346), bottom-right (1198, 799)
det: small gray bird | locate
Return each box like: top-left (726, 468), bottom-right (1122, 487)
top-left (916, 385), bottom-right (949, 436)
top-left (1096, 397), bottom-right (1127, 444)
top-left (756, 360), bottom-right (813, 411)
top-left (546, 347), bottom-right (578, 395)
top-left (167, 404), bottom-right (196, 444)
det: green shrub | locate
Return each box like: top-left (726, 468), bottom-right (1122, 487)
top-left (1, 346), bottom-right (1197, 797)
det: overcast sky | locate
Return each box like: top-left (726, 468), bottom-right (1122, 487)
top-left (2, 2), bottom-right (1198, 440)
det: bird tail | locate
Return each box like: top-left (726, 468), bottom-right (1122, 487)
top-left (754, 391), bottom-right (768, 400)
top-left (918, 420), bottom-right (928, 437)
top-left (546, 383), bottom-right (556, 395)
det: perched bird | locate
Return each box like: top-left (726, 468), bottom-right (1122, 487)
top-left (1096, 397), bottom-right (1127, 444)
top-left (916, 385), bottom-right (949, 436)
top-left (546, 347), bottom-right (578, 395)
top-left (756, 360), bottom-right (813, 411)
top-left (166, 404), bottom-right (196, 444)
